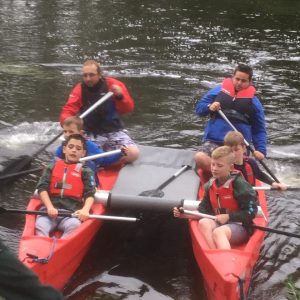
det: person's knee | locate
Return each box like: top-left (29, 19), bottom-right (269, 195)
top-left (194, 152), bottom-right (210, 169)
top-left (60, 219), bottom-right (81, 238)
top-left (198, 218), bottom-right (212, 233)
top-left (125, 145), bottom-right (140, 162)
top-left (213, 226), bottom-right (230, 241)
top-left (35, 216), bottom-right (56, 236)
top-left (212, 227), bottom-right (223, 241)
top-left (35, 217), bottom-right (52, 237)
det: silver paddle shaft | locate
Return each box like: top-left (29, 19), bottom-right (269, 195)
top-left (79, 92), bottom-right (113, 119)
top-left (79, 149), bottom-right (122, 162)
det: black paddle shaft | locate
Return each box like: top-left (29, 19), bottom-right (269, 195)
top-left (0, 167), bottom-right (43, 181)
top-left (246, 144), bottom-right (280, 183)
top-left (139, 165), bottom-right (191, 197)
top-left (218, 109), bottom-right (280, 183)
top-left (32, 131), bottom-right (63, 158)
top-left (249, 224), bottom-right (300, 239)
top-left (156, 165), bottom-right (191, 190)
top-left (0, 207), bottom-right (72, 217)
top-left (0, 132), bottom-right (63, 184)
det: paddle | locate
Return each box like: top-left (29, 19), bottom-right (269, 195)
top-left (253, 186), bottom-right (300, 191)
top-left (0, 149), bottom-right (122, 181)
top-left (218, 109), bottom-right (280, 183)
top-left (182, 209), bottom-right (300, 238)
top-left (0, 207), bottom-right (138, 222)
top-left (0, 92), bottom-right (113, 183)
top-left (139, 165), bottom-right (191, 197)
top-left (79, 149), bottom-right (122, 162)
top-left (0, 167), bottom-right (43, 181)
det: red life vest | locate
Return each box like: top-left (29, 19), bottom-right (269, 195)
top-left (213, 78), bottom-right (256, 124)
top-left (221, 78), bottom-right (256, 99)
top-left (242, 158), bottom-right (255, 186)
top-left (208, 173), bottom-right (239, 215)
top-left (49, 160), bottom-right (84, 201)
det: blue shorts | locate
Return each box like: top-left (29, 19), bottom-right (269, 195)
top-left (227, 223), bottom-right (249, 246)
top-left (85, 130), bottom-right (136, 151)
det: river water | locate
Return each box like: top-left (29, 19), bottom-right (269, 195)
top-left (0, 0), bottom-right (300, 299)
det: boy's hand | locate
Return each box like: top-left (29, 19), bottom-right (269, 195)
top-left (47, 207), bottom-right (58, 218)
top-left (173, 207), bottom-right (183, 218)
top-left (215, 214), bottom-right (229, 225)
top-left (253, 150), bottom-right (265, 160)
top-left (74, 208), bottom-right (90, 222)
top-left (271, 182), bottom-right (287, 191)
top-left (121, 145), bottom-right (129, 156)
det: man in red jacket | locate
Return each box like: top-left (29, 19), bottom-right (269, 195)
top-left (60, 60), bottom-right (139, 163)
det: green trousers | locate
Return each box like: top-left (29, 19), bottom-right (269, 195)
top-left (0, 240), bottom-right (62, 300)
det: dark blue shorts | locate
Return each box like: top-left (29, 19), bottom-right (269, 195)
top-left (198, 141), bottom-right (222, 156)
top-left (227, 223), bottom-right (249, 246)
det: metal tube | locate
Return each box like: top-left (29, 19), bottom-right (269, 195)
top-left (79, 92), bottom-right (113, 118)
top-left (80, 149), bottom-right (121, 162)
top-left (87, 214), bottom-right (138, 222)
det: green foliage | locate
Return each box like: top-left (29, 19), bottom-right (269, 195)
top-left (286, 278), bottom-right (300, 300)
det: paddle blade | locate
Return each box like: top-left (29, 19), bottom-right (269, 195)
top-left (0, 155), bottom-right (33, 185)
top-left (0, 207), bottom-right (7, 214)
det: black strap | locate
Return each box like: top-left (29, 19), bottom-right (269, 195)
top-left (26, 236), bottom-right (56, 264)
top-left (231, 273), bottom-right (245, 300)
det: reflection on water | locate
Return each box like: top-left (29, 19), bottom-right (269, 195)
top-left (66, 268), bottom-right (174, 300)
top-left (0, 0), bottom-right (299, 299)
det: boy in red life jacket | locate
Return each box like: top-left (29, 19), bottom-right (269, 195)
top-left (35, 134), bottom-right (96, 238)
top-left (174, 146), bottom-right (257, 250)
top-left (224, 131), bottom-right (287, 190)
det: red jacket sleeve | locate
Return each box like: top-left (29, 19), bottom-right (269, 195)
top-left (106, 77), bottom-right (135, 114)
top-left (59, 83), bottom-right (83, 125)
top-left (59, 78), bottom-right (134, 125)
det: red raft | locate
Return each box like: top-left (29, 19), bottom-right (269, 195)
top-left (18, 167), bottom-right (120, 290)
top-left (189, 175), bottom-right (268, 300)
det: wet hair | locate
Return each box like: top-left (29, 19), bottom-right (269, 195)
top-left (63, 116), bottom-right (84, 131)
top-left (211, 146), bottom-right (235, 165)
top-left (234, 64), bottom-right (253, 81)
top-left (224, 131), bottom-right (245, 147)
top-left (64, 134), bottom-right (87, 151)
top-left (83, 59), bottom-right (101, 74)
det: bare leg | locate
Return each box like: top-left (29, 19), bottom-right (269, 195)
top-left (198, 218), bottom-right (218, 249)
top-left (124, 145), bottom-right (140, 163)
top-left (194, 151), bottom-right (212, 182)
top-left (212, 225), bottom-right (232, 250)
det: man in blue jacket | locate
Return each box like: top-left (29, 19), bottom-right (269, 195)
top-left (194, 64), bottom-right (266, 181)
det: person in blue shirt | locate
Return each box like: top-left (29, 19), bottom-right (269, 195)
top-left (55, 116), bottom-right (127, 172)
top-left (194, 64), bottom-right (267, 182)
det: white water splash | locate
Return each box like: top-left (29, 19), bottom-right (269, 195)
top-left (0, 121), bottom-right (61, 149)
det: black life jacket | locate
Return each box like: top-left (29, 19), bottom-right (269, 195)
top-left (212, 78), bottom-right (256, 125)
top-left (80, 78), bottom-right (124, 134)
